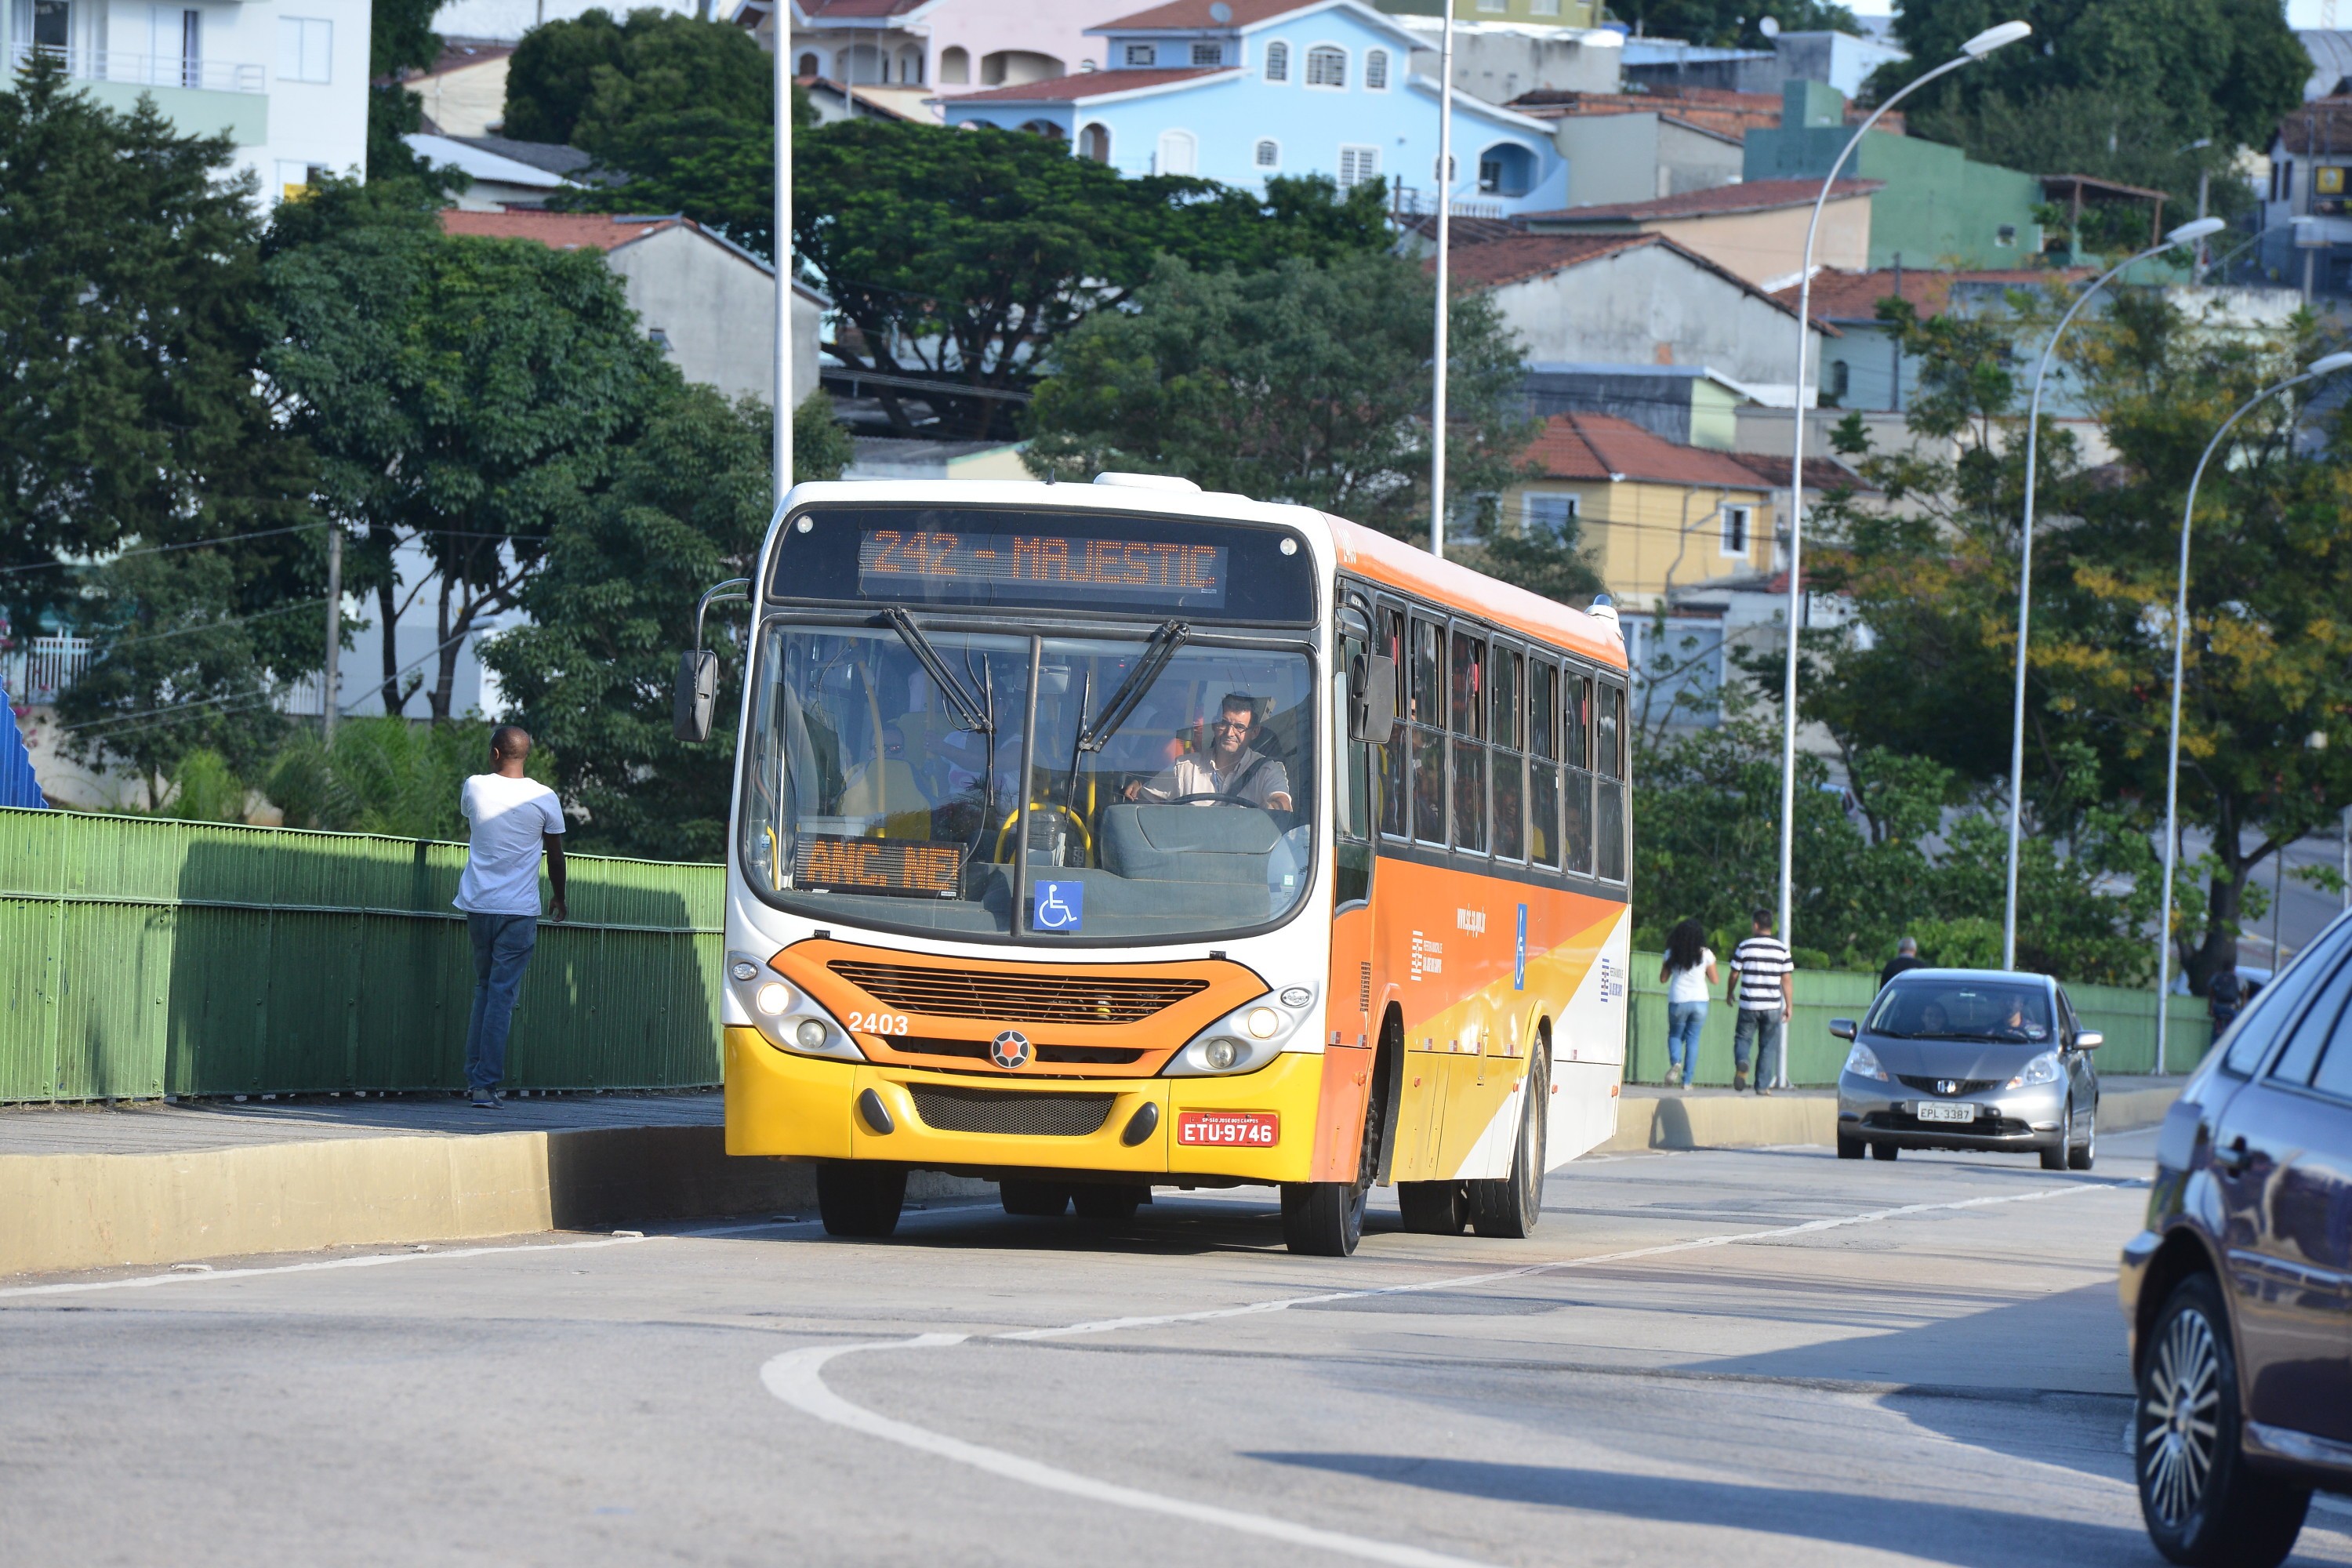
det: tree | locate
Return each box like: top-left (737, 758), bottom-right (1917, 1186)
top-left (263, 192), bottom-right (673, 720)
top-left (0, 59), bottom-right (314, 651)
top-left (1024, 252), bottom-right (1532, 542)
top-left (1608, 0), bottom-right (1858, 48)
top-left (481, 382), bottom-right (784, 858)
top-left (501, 9), bottom-right (769, 152)
top-left (1870, 0), bottom-right (2307, 221)
top-left (368, 0), bottom-right (442, 180)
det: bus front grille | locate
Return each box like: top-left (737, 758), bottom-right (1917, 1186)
top-left (891, 1037), bottom-right (1145, 1068)
top-left (829, 961), bottom-right (1208, 1025)
top-left (905, 1084), bottom-right (1118, 1138)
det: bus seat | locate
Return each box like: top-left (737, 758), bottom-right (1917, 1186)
top-left (1099, 803), bottom-right (1276, 885)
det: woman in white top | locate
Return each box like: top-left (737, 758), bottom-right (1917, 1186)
top-left (1659, 918), bottom-right (1718, 1088)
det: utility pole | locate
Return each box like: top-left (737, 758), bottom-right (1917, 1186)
top-left (321, 524), bottom-right (342, 746)
top-left (1429, 0), bottom-right (1455, 561)
top-left (773, 0), bottom-right (794, 504)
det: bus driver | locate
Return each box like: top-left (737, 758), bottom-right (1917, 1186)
top-left (1125, 692), bottom-right (1294, 812)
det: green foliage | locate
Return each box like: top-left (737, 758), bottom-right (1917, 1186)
top-left (267, 717), bottom-right (550, 837)
top-left (1454, 502), bottom-right (1606, 608)
top-left (1025, 252), bottom-right (1531, 543)
top-left (1871, 0), bottom-right (2306, 216)
top-left (502, 8), bottom-right (770, 152)
top-left (482, 381), bottom-right (772, 858)
top-left (793, 389), bottom-right (853, 483)
top-left (1607, 0), bottom-right (1858, 47)
top-left (164, 750), bottom-right (250, 822)
top-left (263, 201), bottom-right (673, 719)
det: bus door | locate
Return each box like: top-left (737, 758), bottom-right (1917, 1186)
top-left (1312, 601), bottom-right (1381, 1183)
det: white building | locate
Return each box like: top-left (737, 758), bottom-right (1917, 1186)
top-left (7, 0), bottom-right (371, 203)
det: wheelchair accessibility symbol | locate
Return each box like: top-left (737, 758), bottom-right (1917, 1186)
top-left (1032, 880), bottom-right (1084, 932)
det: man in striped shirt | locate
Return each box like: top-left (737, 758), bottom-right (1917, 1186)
top-left (1727, 909), bottom-right (1795, 1094)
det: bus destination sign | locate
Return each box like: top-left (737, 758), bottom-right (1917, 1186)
top-left (792, 835), bottom-right (963, 898)
top-left (858, 528), bottom-right (1229, 608)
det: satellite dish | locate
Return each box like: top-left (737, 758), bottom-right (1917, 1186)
top-left (1758, 16), bottom-right (1780, 37)
top-left (1210, 2), bottom-right (1232, 19)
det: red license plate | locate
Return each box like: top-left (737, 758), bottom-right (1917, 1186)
top-left (1175, 1110), bottom-right (1280, 1148)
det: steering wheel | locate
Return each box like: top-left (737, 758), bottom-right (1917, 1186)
top-left (1158, 792), bottom-right (1261, 808)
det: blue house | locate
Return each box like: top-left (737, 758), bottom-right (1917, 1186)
top-left (938, 0), bottom-right (1568, 217)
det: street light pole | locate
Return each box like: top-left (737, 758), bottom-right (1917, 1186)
top-left (1773, 20), bottom-right (2029, 1082)
top-left (2000, 216), bottom-right (2223, 971)
top-left (2154, 350), bottom-right (2352, 1072)
top-left (773, 1), bottom-right (794, 506)
top-left (1430, 0), bottom-right (1456, 561)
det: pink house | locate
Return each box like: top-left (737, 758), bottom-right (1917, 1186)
top-left (735, 0), bottom-right (1142, 95)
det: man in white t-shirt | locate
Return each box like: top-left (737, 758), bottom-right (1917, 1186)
top-left (455, 727), bottom-right (567, 1107)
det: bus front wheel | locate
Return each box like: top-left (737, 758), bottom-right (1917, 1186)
top-left (1282, 1036), bottom-right (1391, 1257)
top-left (818, 1161), bottom-right (907, 1239)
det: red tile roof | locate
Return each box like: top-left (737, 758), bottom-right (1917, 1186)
top-left (942, 66), bottom-right (1227, 103)
top-left (1508, 87), bottom-right (1904, 142)
top-left (1098, 0), bottom-right (1308, 28)
top-left (1726, 452), bottom-right (1877, 493)
top-left (1521, 177), bottom-right (1878, 226)
top-left (439, 210), bottom-right (679, 250)
top-left (1523, 412), bottom-right (1777, 489)
top-left (1770, 266), bottom-right (2095, 322)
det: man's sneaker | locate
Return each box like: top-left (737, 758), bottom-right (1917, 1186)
top-left (1733, 1072), bottom-right (1748, 1093)
top-left (470, 1090), bottom-right (497, 1109)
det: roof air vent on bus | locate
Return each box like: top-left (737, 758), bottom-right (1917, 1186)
top-left (1092, 473), bottom-right (1202, 493)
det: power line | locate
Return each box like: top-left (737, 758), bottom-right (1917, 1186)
top-left (72, 597), bottom-right (329, 652)
top-left (0, 523), bottom-right (329, 577)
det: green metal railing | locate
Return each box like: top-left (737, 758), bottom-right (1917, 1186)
top-left (0, 808), bottom-right (723, 1103)
top-left (1627, 950), bottom-right (2212, 1087)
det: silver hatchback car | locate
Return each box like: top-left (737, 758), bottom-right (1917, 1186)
top-left (1833, 969), bottom-right (2101, 1170)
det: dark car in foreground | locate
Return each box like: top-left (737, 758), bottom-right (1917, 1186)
top-left (1831, 969), bottom-right (2100, 1169)
top-left (2121, 909), bottom-right (2352, 1567)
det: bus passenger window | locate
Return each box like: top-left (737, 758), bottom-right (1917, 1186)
top-left (1450, 628), bottom-right (1486, 853)
top-left (1563, 672), bottom-right (1594, 875)
top-left (1410, 615), bottom-right (1446, 845)
top-left (1334, 637), bottom-right (1372, 905)
top-left (1490, 644), bottom-right (1524, 861)
top-left (1378, 606), bottom-right (1408, 839)
top-left (1595, 681), bottom-right (1626, 881)
top-left (1526, 659), bottom-right (1559, 869)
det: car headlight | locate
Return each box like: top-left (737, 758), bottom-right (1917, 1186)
top-left (1844, 1042), bottom-right (1886, 1081)
top-left (2008, 1051), bottom-right (2062, 1089)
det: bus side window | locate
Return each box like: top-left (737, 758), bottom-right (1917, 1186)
top-left (1490, 643), bottom-right (1525, 862)
top-left (1449, 626), bottom-right (1486, 855)
top-left (1378, 604), bottom-right (1409, 840)
top-left (1595, 680), bottom-right (1626, 882)
top-left (1410, 614), bottom-right (1446, 846)
top-left (1334, 633), bottom-right (1372, 906)
top-left (1526, 659), bottom-right (1560, 869)
top-left (1563, 670), bottom-right (1594, 876)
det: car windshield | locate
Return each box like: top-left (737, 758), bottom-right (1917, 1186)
top-left (1865, 980), bottom-right (2055, 1044)
top-left (739, 622), bottom-right (1316, 942)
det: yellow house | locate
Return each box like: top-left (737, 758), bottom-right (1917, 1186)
top-left (1501, 412), bottom-right (1776, 608)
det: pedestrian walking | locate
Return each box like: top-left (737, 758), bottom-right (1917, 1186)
top-left (455, 726), bottom-right (566, 1108)
top-left (1728, 909), bottom-right (1794, 1094)
top-left (2207, 961), bottom-right (2245, 1036)
top-left (1879, 935), bottom-right (1926, 991)
top-left (1658, 918), bottom-right (1717, 1089)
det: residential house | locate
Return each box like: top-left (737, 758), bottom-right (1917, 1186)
top-left (1776, 265), bottom-right (2096, 416)
top-left (401, 36), bottom-right (509, 135)
top-left (1519, 176), bottom-right (1877, 287)
top-left (1621, 29), bottom-right (1905, 98)
top-left (1744, 82), bottom-right (2043, 269)
top-left (2259, 96), bottom-right (2352, 296)
top-left (942, 0), bottom-right (1567, 215)
top-left (2298, 29), bottom-right (2352, 100)
top-left (736, 0), bottom-right (1138, 94)
top-left (439, 210), bottom-right (826, 407)
top-left (405, 131), bottom-right (594, 207)
top-left (5, 0), bottom-right (371, 204)
top-left (1388, 16), bottom-right (1621, 106)
top-left (797, 72), bottom-right (936, 121)
top-left (1373, 0), bottom-right (1601, 27)
top-left (1506, 84), bottom-right (1904, 208)
top-left (1443, 230), bottom-right (1831, 398)
top-left (1521, 363), bottom-right (1751, 448)
top-left (427, 0), bottom-right (698, 42)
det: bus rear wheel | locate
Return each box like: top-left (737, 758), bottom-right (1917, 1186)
top-left (1397, 1181), bottom-right (1468, 1234)
top-left (1470, 1043), bottom-right (1548, 1238)
top-left (817, 1161), bottom-right (906, 1238)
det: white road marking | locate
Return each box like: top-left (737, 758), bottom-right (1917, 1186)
top-left (760, 1337), bottom-right (1494, 1568)
top-left (0, 1232), bottom-right (652, 1299)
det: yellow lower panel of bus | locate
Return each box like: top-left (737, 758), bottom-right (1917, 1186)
top-left (725, 1026), bottom-right (1327, 1184)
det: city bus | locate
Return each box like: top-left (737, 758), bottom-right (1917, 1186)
top-left (683, 474), bottom-right (1632, 1255)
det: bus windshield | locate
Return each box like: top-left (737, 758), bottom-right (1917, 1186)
top-left (739, 622), bottom-right (1316, 942)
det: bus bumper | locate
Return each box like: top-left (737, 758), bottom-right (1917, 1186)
top-left (724, 1026), bottom-right (1323, 1185)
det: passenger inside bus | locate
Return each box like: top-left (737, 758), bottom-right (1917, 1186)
top-left (1123, 692), bottom-right (1294, 813)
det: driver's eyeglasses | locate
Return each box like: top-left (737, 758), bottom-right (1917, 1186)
top-left (1211, 718), bottom-right (1252, 731)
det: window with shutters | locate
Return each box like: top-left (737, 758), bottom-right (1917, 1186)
top-left (1338, 144), bottom-right (1380, 187)
top-left (1156, 129), bottom-right (1198, 176)
top-left (1264, 40), bottom-right (1288, 81)
top-left (1305, 45), bottom-right (1345, 88)
top-left (1364, 48), bottom-right (1388, 89)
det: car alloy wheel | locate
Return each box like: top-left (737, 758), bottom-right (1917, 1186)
top-left (2141, 1299), bottom-right (2221, 1531)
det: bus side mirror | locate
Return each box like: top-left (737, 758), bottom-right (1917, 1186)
top-left (1350, 654), bottom-right (1396, 745)
top-left (674, 649), bottom-right (719, 743)
top-left (1829, 1018), bottom-right (1857, 1040)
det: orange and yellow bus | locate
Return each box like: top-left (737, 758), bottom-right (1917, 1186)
top-left (692, 474), bottom-right (1632, 1254)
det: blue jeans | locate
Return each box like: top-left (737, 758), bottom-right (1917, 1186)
top-left (1731, 1007), bottom-right (1783, 1090)
top-left (464, 913), bottom-right (539, 1090)
top-left (1665, 1000), bottom-right (1707, 1083)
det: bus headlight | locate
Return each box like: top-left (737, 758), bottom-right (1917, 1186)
top-left (1203, 1038), bottom-right (1242, 1070)
top-left (1166, 994), bottom-right (1308, 1076)
top-left (1245, 1007), bottom-right (1282, 1040)
top-left (756, 982), bottom-right (792, 1016)
top-left (725, 949), bottom-right (862, 1062)
top-left (795, 1018), bottom-right (827, 1051)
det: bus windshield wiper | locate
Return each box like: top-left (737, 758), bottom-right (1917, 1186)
top-left (882, 608), bottom-right (992, 734)
top-left (1078, 620), bottom-right (1189, 753)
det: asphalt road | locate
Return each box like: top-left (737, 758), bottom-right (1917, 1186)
top-left (6, 1129), bottom-right (2350, 1568)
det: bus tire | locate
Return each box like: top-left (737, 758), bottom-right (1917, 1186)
top-left (1282, 1038), bottom-right (1391, 1257)
top-left (1000, 1180), bottom-right (1069, 1217)
top-left (1470, 1042), bottom-right (1549, 1239)
top-left (1397, 1181), bottom-right (1468, 1234)
top-left (817, 1161), bottom-right (906, 1239)
top-left (1073, 1185), bottom-right (1145, 1221)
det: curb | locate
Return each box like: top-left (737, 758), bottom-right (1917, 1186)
top-left (1598, 1083), bottom-right (2182, 1154)
top-left (0, 1126), bottom-right (992, 1279)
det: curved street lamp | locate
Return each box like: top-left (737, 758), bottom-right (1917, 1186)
top-left (1771, 17), bottom-right (2031, 1082)
top-left (2153, 348), bottom-right (2352, 1072)
top-left (1999, 215), bottom-right (2226, 971)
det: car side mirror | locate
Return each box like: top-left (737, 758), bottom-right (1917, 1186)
top-left (2074, 1030), bottom-right (2103, 1051)
top-left (1349, 653), bottom-right (1397, 746)
top-left (674, 648), bottom-right (718, 743)
top-left (1829, 1018), bottom-right (1857, 1040)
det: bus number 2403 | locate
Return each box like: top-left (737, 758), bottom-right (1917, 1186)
top-left (848, 1011), bottom-right (910, 1036)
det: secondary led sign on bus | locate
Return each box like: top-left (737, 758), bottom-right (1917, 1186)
top-left (858, 528), bottom-right (1229, 608)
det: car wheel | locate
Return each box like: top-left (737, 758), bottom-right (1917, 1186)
top-left (2069, 1103), bottom-right (2096, 1171)
top-left (1072, 1185), bottom-right (1145, 1221)
top-left (1869, 1141), bottom-right (1898, 1161)
top-left (818, 1161), bottom-right (907, 1239)
top-left (1469, 1044), bottom-right (1548, 1238)
top-left (2137, 1272), bottom-right (2310, 1568)
top-left (2042, 1099), bottom-right (2071, 1171)
top-left (1397, 1181), bottom-right (1468, 1233)
top-left (1836, 1133), bottom-right (1864, 1160)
